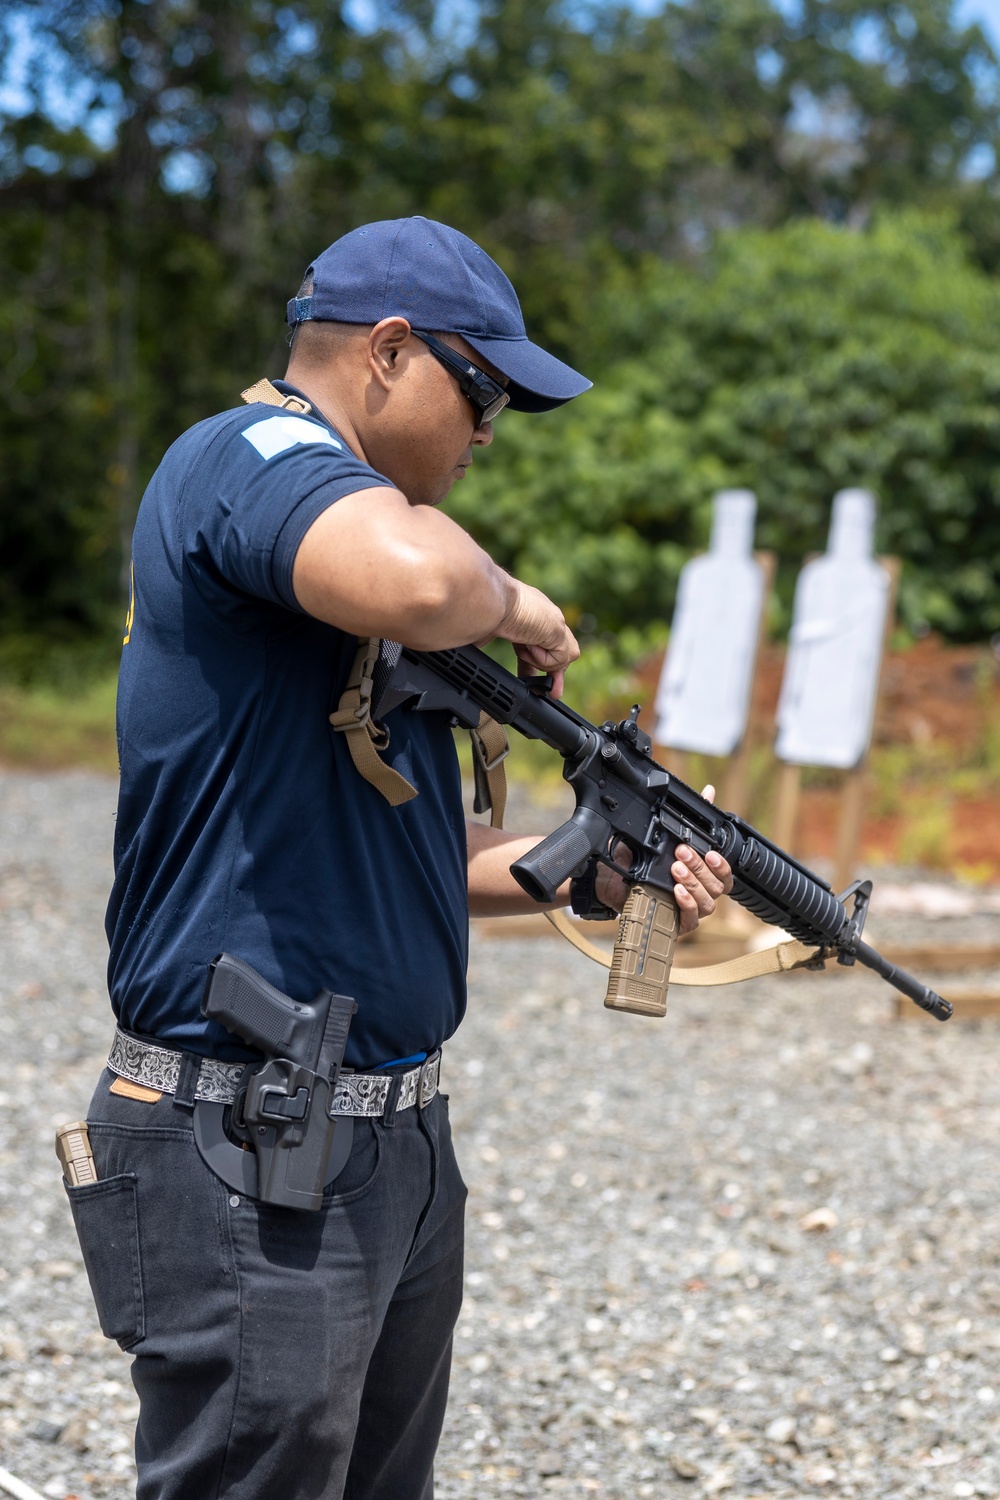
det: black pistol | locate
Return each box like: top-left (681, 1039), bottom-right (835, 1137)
top-left (200, 953), bottom-right (356, 1211)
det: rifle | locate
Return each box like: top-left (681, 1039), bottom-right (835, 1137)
top-left (379, 644), bottom-right (952, 1023)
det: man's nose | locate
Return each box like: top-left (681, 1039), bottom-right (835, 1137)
top-left (471, 420), bottom-right (494, 446)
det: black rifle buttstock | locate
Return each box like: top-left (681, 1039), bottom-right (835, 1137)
top-left (605, 881), bottom-right (680, 1018)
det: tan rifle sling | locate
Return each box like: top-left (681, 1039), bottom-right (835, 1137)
top-left (543, 906), bottom-right (822, 985)
top-left (329, 636), bottom-right (420, 806)
top-left (241, 378), bottom-right (313, 414)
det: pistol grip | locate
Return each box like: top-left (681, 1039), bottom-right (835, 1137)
top-left (604, 881), bottom-right (679, 1017)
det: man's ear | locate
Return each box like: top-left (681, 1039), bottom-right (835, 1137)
top-left (368, 318), bottom-right (412, 390)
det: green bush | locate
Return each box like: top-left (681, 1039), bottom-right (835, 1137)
top-left (449, 211), bottom-right (1000, 642)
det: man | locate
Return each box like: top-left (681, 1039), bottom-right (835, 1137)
top-left (68, 217), bottom-right (732, 1498)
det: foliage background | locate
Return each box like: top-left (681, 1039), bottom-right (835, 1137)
top-left (450, 212), bottom-right (1000, 647)
top-left (4, 0), bottom-right (1000, 680)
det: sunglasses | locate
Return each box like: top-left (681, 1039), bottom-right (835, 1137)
top-left (411, 330), bottom-right (510, 425)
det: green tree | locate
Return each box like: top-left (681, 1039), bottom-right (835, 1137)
top-left (0, 0), bottom-right (397, 645)
top-left (783, 0), bottom-right (1000, 217)
top-left (448, 212), bottom-right (1000, 643)
top-left (4, 0), bottom-right (1000, 654)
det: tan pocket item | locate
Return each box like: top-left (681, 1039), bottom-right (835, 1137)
top-left (110, 1077), bottom-right (163, 1103)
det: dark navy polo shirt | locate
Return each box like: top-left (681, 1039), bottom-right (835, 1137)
top-left (106, 395), bottom-right (470, 1068)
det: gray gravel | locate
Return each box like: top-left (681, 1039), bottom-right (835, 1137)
top-left (2, 770), bottom-right (999, 1499)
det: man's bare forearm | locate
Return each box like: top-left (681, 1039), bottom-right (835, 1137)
top-left (292, 490), bottom-right (579, 668)
top-left (466, 822), bottom-right (572, 916)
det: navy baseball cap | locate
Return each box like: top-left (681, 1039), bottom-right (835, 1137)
top-left (286, 217), bottom-right (591, 413)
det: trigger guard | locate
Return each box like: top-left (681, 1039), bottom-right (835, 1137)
top-left (597, 836), bottom-right (640, 886)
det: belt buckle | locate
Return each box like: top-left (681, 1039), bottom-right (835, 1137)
top-left (417, 1051), bottom-right (440, 1109)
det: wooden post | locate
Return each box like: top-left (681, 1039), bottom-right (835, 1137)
top-left (719, 550), bottom-right (775, 819)
top-left (832, 766), bottom-right (867, 895)
top-left (771, 761), bottom-right (802, 853)
top-left (662, 749), bottom-right (690, 785)
top-left (719, 745), bottom-right (751, 823)
top-left (831, 556), bottom-right (900, 894)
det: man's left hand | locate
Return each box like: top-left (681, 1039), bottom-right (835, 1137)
top-left (593, 783), bottom-right (734, 935)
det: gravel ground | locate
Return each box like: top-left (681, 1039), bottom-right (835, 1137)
top-left (1, 770), bottom-right (999, 1499)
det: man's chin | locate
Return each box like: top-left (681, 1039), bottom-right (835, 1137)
top-left (430, 476), bottom-right (459, 506)
top-left (420, 465), bottom-right (468, 506)
top-left (405, 483), bottom-right (448, 508)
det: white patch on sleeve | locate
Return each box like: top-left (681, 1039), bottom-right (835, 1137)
top-left (242, 415), bottom-right (342, 460)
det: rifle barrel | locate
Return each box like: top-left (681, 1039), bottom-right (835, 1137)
top-left (855, 941), bottom-right (952, 1020)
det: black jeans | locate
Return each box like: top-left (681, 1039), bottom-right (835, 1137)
top-left (65, 1069), bottom-right (467, 1500)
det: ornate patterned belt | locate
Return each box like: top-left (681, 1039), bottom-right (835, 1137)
top-left (107, 1030), bottom-right (441, 1117)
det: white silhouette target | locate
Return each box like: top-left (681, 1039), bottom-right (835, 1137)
top-left (775, 489), bottom-right (891, 770)
top-left (654, 490), bottom-right (767, 756)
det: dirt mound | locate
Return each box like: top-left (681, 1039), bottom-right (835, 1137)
top-left (757, 634), bottom-right (999, 752)
top-left (636, 636), bottom-right (1000, 880)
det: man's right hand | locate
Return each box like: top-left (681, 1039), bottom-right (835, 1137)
top-left (493, 579), bottom-right (579, 698)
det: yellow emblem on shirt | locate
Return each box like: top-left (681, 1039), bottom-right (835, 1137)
top-left (123, 560), bottom-right (135, 645)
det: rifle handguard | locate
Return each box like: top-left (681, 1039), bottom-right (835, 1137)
top-left (604, 881), bottom-right (680, 1018)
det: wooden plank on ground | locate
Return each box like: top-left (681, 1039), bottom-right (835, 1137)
top-left (471, 915), bottom-right (748, 967)
top-left (894, 988), bottom-right (1000, 1020)
top-left (473, 919), bottom-right (1000, 976)
top-left (876, 943), bottom-right (1000, 973)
